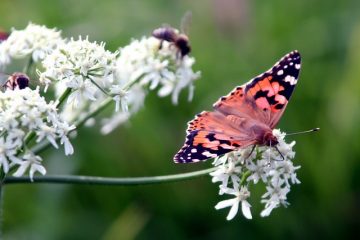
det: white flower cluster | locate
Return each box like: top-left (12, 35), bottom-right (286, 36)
top-left (100, 37), bottom-right (201, 134)
top-left (0, 88), bottom-right (75, 180)
top-left (115, 37), bottom-right (200, 105)
top-left (0, 23), bottom-right (63, 68)
top-left (0, 22), bottom-right (201, 179)
top-left (39, 36), bottom-right (118, 98)
top-left (211, 129), bottom-right (300, 220)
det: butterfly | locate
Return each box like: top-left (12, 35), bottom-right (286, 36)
top-left (174, 50), bottom-right (301, 163)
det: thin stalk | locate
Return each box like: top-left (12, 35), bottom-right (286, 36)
top-left (56, 88), bottom-right (72, 108)
top-left (240, 170), bottom-right (251, 186)
top-left (3, 167), bottom-right (217, 186)
top-left (89, 77), bottom-right (111, 96)
top-left (23, 57), bottom-right (34, 75)
top-left (73, 97), bottom-right (113, 129)
top-left (23, 132), bottom-right (36, 148)
top-left (0, 171), bottom-right (5, 237)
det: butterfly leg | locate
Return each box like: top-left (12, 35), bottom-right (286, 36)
top-left (158, 40), bottom-right (164, 50)
top-left (274, 145), bottom-right (285, 160)
top-left (244, 145), bottom-right (256, 162)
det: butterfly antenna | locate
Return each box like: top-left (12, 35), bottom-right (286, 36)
top-left (286, 127), bottom-right (320, 136)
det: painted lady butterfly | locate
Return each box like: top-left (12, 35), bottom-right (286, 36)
top-left (174, 50), bottom-right (301, 163)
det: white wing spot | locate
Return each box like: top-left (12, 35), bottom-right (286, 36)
top-left (295, 64), bottom-right (301, 69)
top-left (277, 70), bottom-right (284, 76)
top-left (202, 151), bottom-right (218, 158)
top-left (289, 62), bottom-right (294, 66)
top-left (191, 149), bottom-right (197, 153)
top-left (284, 75), bottom-right (297, 85)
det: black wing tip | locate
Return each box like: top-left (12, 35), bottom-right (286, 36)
top-left (287, 50), bottom-right (301, 61)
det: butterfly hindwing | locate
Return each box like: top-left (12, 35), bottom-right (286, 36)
top-left (174, 130), bottom-right (235, 163)
top-left (174, 111), bottom-right (257, 163)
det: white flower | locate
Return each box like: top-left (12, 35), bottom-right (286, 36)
top-left (210, 129), bottom-right (300, 219)
top-left (99, 35), bottom-right (200, 134)
top-left (260, 178), bottom-right (290, 217)
top-left (271, 160), bottom-right (301, 186)
top-left (0, 87), bottom-right (75, 175)
top-left (245, 159), bottom-right (270, 184)
top-left (210, 157), bottom-right (242, 194)
top-left (0, 22), bottom-right (63, 67)
top-left (115, 36), bottom-right (200, 105)
top-left (215, 186), bottom-right (252, 220)
top-left (110, 85), bottom-right (128, 112)
top-left (12, 153), bottom-right (46, 181)
top-left (38, 36), bottom-right (118, 96)
top-left (0, 137), bottom-right (21, 173)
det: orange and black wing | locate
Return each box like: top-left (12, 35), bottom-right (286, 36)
top-left (174, 111), bottom-right (257, 163)
top-left (174, 51), bottom-right (301, 163)
top-left (214, 50), bottom-right (301, 128)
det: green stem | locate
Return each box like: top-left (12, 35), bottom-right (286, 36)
top-left (3, 167), bottom-right (217, 186)
top-left (0, 171), bottom-right (5, 237)
top-left (23, 57), bottom-right (34, 75)
top-left (73, 97), bottom-right (113, 129)
top-left (240, 170), bottom-right (251, 186)
top-left (89, 77), bottom-right (111, 96)
top-left (23, 132), bottom-right (36, 148)
top-left (56, 88), bottom-right (72, 108)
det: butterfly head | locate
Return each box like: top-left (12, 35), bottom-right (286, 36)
top-left (263, 131), bottom-right (278, 147)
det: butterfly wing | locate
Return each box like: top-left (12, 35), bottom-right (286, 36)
top-left (174, 111), bottom-right (258, 163)
top-left (214, 50), bottom-right (301, 128)
top-left (174, 51), bottom-right (301, 163)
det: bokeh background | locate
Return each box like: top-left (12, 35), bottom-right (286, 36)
top-left (1, 0), bottom-right (360, 239)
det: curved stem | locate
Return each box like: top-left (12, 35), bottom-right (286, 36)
top-left (3, 167), bottom-right (217, 186)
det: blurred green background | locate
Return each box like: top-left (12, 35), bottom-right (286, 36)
top-left (1, 0), bottom-right (360, 239)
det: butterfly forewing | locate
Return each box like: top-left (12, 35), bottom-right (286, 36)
top-left (214, 50), bottom-right (301, 128)
top-left (174, 51), bottom-right (301, 163)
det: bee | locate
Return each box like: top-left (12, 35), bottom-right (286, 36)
top-left (1, 72), bottom-right (30, 90)
top-left (152, 11), bottom-right (192, 58)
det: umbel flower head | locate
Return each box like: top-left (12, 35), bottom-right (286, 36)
top-left (0, 87), bottom-right (74, 179)
top-left (114, 36), bottom-right (200, 105)
top-left (100, 36), bottom-right (201, 134)
top-left (211, 129), bottom-right (300, 220)
top-left (38, 36), bottom-right (118, 96)
top-left (0, 22), bottom-right (63, 68)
